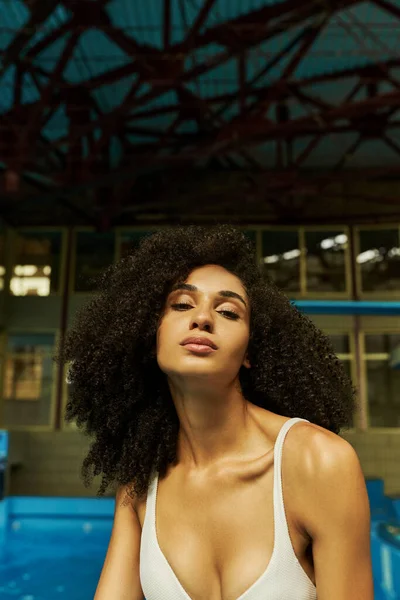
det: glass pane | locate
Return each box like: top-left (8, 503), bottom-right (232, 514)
top-left (4, 356), bottom-right (43, 400)
top-left (358, 229), bottom-right (400, 292)
top-left (261, 231), bottom-right (300, 292)
top-left (120, 231), bottom-right (156, 259)
top-left (328, 334), bottom-right (350, 354)
top-left (365, 333), bottom-right (400, 354)
top-left (3, 333), bottom-right (55, 427)
top-left (75, 232), bottom-right (115, 292)
top-left (11, 231), bottom-right (62, 296)
top-left (305, 230), bottom-right (347, 292)
top-left (7, 333), bottom-right (55, 351)
top-left (367, 359), bottom-right (400, 427)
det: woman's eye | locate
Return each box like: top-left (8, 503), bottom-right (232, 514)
top-left (171, 303), bottom-right (193, 310)
top-left (171, 303), bottom-right (239, 320)
top-left (220, 310), bottom-right (240, 320)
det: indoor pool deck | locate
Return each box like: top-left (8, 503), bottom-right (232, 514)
top-left (0, 479), bottom-right (399, 600)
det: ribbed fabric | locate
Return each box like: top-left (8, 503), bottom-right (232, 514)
top-left (140, 417), bottom-right (317, 599)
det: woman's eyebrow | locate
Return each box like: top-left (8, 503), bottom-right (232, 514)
top-left (170, 283), bottom-right (247, 307)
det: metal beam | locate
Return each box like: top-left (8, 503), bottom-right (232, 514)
top-left (11, 29), bottom-right (81, 173)
top-left (163, 0), bottom-right (171, 49)
top-left (0, 0), bottom-right (60, 75)
top-left (372, 0), bottom-right (400, 20)
top-left (183, 0), bottom-right (217, 49)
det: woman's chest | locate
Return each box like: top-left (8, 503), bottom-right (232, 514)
top-left (136, 459), bottom-right (315, 600)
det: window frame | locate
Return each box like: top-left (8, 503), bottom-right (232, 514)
top-left (0, 329), bottom-right (59, 431)
top-left (259, 225), bottom-right (351, 298)
top-left (361, 328), bottom-right (400, 431)
top-left (355, 224), bottom-right (400, 299)
top-left (9, 227), bottom-right (67, 297)
top-left (302, 225), bottom-right (351, 298)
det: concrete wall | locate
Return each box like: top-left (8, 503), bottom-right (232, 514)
top-left (8, 430), bottom-right (108, 498)
top-left (342, 430), bottom-right (400, 497)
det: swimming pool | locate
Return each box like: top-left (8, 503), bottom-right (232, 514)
top-left (0, 496), bottom-right (114, 600)
top-left (0, 489), bottom-right (398, 600)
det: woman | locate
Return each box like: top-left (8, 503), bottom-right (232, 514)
top-left (56, 224), bottom-right (373, 600)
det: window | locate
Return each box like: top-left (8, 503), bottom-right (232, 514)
top-left (2, 333), bottom-right (55, 427)
top-left (358, 228), bottom-right (400, 292)
top-left (11, 230), bottom-right (62, 296)
top-left (364, 333), bottom-right (400, 428)
top-left (74, 231), bottom-right (115, 292)
top-left (261, 230), bottom-right (300, 292)
top-left (365, 333), bottom-right (400, 354)
top-left (305, 230), bottom-right (347, 293)
top-left (328, 333), bottom-right (351, 355)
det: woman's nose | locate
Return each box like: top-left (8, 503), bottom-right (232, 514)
top-left (190, 309), bottom-right (214, 331)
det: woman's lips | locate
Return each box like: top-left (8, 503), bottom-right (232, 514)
top-left (182, 343), bottom-right (216, 354)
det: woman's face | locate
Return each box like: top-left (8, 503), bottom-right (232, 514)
top-left (156, 264), bottom-right (251, 383)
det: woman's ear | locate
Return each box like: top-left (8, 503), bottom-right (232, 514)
top-left (243, 354), bottom-right (251, 369)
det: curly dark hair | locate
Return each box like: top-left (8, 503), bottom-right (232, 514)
top-left (54, 224), bottom-right (357, 500)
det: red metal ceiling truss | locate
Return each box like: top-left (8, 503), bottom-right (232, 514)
top-left (1, 0), bottom-right (400, 225)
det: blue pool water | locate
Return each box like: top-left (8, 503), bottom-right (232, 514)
top-left (0, 497), bottom-right (114, 600)
top-left (0, 530), bottom-right (107, 599)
